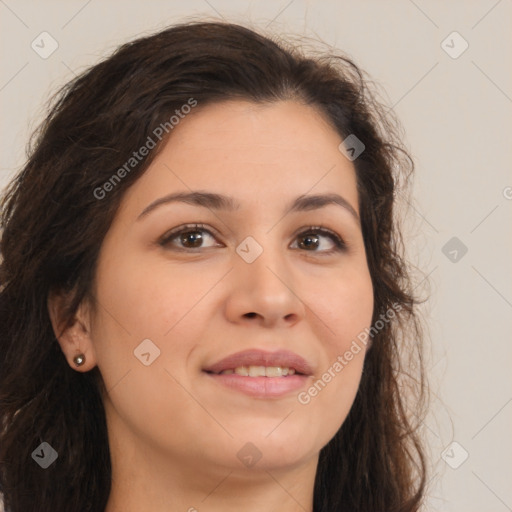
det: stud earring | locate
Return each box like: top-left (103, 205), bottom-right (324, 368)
top-left (73, 353), bottom-right (86, 367)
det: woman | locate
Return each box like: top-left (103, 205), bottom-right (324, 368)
top-left (0, 20), bottom-right (428, 512)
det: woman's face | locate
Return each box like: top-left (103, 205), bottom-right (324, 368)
top-left (82, 100), bottom-right (373, 475)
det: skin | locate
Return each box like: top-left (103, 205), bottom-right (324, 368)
top-left (49, 99), bottom-right (374, 512)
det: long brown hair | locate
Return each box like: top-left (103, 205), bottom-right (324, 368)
top-left (0, 20), bottom-right (428, 511)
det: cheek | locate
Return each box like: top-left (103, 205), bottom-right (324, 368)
top-left (299, 267), bottom-right (373, 431)
top-left (89, 253), bottom-right (218, 398)
top-left (312, 265), bottom-right (374, 351)
top-left (92, 253), bottom-right (221, 340)
top-left (89, 257), bottom-right (217, 446)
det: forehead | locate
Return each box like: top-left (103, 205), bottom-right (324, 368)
top-left (120, 99), bottom-right (359, 217)
top-left (166, 99), bottom-right (347, 167)
top-left (171, 99), bottom-right (339, 148)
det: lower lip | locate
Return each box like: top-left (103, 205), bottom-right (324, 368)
top-left (203, 372), bottom-right (310, 398)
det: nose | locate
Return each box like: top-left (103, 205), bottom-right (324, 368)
top-left (223, 240), bottom-right (306, 328)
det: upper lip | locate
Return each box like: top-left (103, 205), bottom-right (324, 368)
top-left (203, 349), bottom-right (314, 376)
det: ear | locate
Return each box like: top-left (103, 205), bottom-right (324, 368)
top-left (47, 290), bottom-right (97, 372)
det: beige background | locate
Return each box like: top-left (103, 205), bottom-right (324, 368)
top-left (1, 1), bottom-right (511, 510)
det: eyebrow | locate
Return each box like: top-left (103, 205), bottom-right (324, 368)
top-left (137, 190), bottom-right (359, 222)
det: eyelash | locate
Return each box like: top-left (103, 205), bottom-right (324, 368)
top-left (158, 223), bottom-right (347, 255)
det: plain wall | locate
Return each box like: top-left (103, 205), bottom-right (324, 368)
top-left (1, 1), bottom-right (511, 510)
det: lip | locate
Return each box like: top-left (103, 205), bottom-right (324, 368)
top-left (202, 349), bottom-right (314, 376)
top-left (204, 372), bottom-right (310, 398)
top-left (202, 349), bottom-right (314, 399)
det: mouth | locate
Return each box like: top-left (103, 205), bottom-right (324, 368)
top-left (203, 348), bottom-right (313, 376)
top-left (202, 349), bottom-right (313, 398)
top-left (204, 365), bottom-right (304, 377)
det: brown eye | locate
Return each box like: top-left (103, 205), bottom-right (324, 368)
top-left (179, 230), bottom-right (204, 248)
top-left (292, 227), bottom-right (346, 254)
top-left (159, 224), bottom-right (220, 250)
top-left (298, 233), bottom-right (321, 250)
top-left (159, 224), bottom-right (346, 254)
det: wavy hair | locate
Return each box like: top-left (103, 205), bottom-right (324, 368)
top-left (0, 20), bottom-right (428, 512)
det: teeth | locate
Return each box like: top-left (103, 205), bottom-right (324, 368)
top-left (221, 366), bottom-right (296, 377)
top-left (248, 365), bottom-right (266, 377)
top-left (266, 366), bottom-right (286, 377)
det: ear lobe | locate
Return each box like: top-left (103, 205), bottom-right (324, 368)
top-left (47, 290), bottom-right (97, 371)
